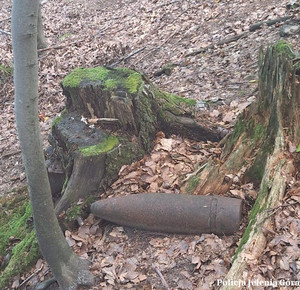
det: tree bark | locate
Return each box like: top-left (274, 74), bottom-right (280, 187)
top-left (182, 42), bottom-right (300, 287)
top-left (11, 1), bottom-right (93, 289)
top-left (37, 1), bottom-right (47, 50)
top-left (48, 67), bottom-right (222, 214)
top-left (219, 43), bottom-right (300, 289)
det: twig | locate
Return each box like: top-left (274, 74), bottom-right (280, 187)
top-left (186, 32), bottom-right (248, 57)
top-left (88, 117), bottom-right (120, 126)
top-left (187, 14), bottom-right (294, 58)
top-left (111, 46), bottom-right (146, 67)
top-left (249, 16), bottom-right (293, 32)
top-left (257, 201), bottom-right (299, 226)
top-left (2, 150), bottom-right (21, 158)
top-left (265, 201), bottom-right (299, 213)
top-left (152, 264), bottom-right (171, 290)
top-left (134, 29), bottom-right (179, 65)
top-left (19, 265), bottom-right (43, 288)
top-left (0, 29), bottom-right (11, 36)
top-left (37, 39), bottom-right (84, 53)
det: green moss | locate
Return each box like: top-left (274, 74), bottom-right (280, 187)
top-left (105, 79), bottom-right (118, 90)
top-left (62, 67), bottom-right (110, 88)
top-left (231, 117), bottom-right (246, 144)
top-left (227, 116), bottom-right (264, 151)
top-left (163, 63), bottom-right (175, 76)
top-left (65, 195), bottom-right (97, 222)
top-left (0, 230), bottom-right (39, 289)
top-left (274, 40), bottom-right (294, 58)
top-left (79, 135), bottom-right (119, 157)
top-left (62, 66), bottom-right (143, 95)
top-left (155, 89), bottom-right (196, 116)
top-left (253, 123), bottom-right (265, 141)
top-left (65, 204), bottom-right (82, 221)
top-left (185, 176), bottom-right (200, 194)
top-left (233, 181), bottom-right (269, 261)
top-left (103, 140), bottom-right (145, 187)
top-left (165, 93), bottom-right (196, 107)
top-left (124, 72), bottom-right (143, 93)
top-left (245, 148), bottom-right (268, 186)
top-left (245, 121), bottom-right (274, 186)
top-left (51, 109), bottom-right (66, 131)
top-left (0, 193), bottom-right (40, 289)
top-left (0, 197), bottom-right (31, 254)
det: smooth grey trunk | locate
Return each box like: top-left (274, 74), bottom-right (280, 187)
top-left (11, 1), bottom-right (93, 289)
top-left (37, 1), bottom-right (47, 49)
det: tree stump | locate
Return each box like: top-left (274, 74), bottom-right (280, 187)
top-left (49, 67), bottom-right (221, 214)
top-left (182, 41), bottom-right (300, 287)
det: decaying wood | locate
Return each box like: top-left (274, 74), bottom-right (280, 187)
top-left (220, 137), bottom-right (287, 290)
top-left (183, 42), bottom-right (300, 287)
top-left (49, 66), bottom-right (221, 214)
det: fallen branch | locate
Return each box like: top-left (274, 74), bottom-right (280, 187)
top-left (2, 150), bottom-right (21, 158)
top-left (257, 201), bottom-right (299, 226)
top-left (134, 29), bottom-right (179, 65)
top-left (111, 46), bottom-right (146, 67)
top-left (19, 265), bottom-right (43, 288)
top-left (37, 39), bottom-right (84, 53)
top-left (186, 32), bottom-right (248, 57)
top-left (249, 15), bottom-right (294, 32)
top-left (186, 15), bottom-right (295, 58)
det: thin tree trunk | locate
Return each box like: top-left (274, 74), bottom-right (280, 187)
top-left (37, 1), bottom-right (47, 49)
top-left (11, 1), bottom-right (93, 288)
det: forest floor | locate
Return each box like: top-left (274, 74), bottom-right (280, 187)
top-left (1, 0), bottom-right (300, 289)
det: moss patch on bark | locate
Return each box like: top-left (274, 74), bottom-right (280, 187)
top-left (62, 66), bottom-right (143, 94)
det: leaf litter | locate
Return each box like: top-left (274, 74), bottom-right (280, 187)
top-left (0, 0), bottom-right (300, 288)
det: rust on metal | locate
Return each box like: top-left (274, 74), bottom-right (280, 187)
top-left (91, 193), bottom-right (242, 235)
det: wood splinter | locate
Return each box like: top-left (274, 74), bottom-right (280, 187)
top-left (88, 117), bottom-right (121, 126)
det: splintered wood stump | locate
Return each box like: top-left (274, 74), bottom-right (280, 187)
top-left (182, 41), bottom-right (300, 287)
top-left (49, 67), bottom-right (221, 214)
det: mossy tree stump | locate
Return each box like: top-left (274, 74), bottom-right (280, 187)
top-left (182, 41), bottom-right (300, 287)
top-left (49, 67), bottom-right (221, 214)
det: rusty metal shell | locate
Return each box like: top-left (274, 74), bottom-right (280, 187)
top-left (91, 193), bottom-right (242, 235)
